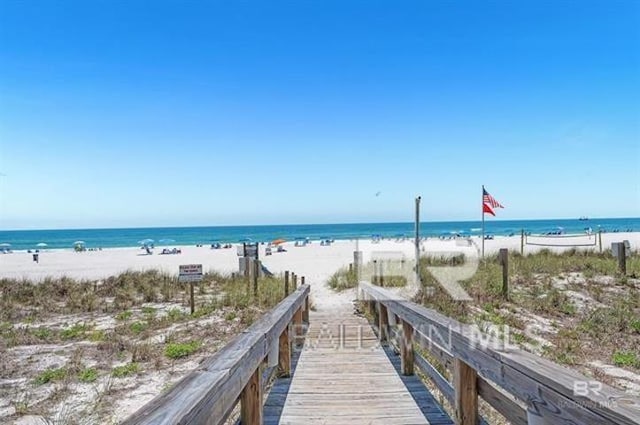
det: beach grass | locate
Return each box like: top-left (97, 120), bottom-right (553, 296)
top-left (416, 249), bottom-right (640, 375)
top-left (328, 260), bottom-right (408, 291)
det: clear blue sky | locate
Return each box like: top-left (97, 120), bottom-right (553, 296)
top-left (1, 0), bottom-right (639, 230)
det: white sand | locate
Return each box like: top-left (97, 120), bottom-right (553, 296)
top-left (0, 232), bottom-right (637, 285)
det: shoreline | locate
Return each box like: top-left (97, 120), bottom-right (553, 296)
top-left (1, 232), bottom-right (638, 282)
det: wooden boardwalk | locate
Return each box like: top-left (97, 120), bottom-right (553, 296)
top-left (264, 305), bottom-right (453, 425)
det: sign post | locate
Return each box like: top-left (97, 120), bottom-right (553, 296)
top-left (179, 264), bottom-right (203, 314)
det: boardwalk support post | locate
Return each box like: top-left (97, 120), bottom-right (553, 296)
top-left (400, 320), bottom-right (414, 375)
top-left (293, 306), bottom-right (303, 347)
top-left (240, 367), bottom-right (262, 425)
top-left (454, 358), bottom-right (478, 425)
top-left (278, 326), bottom-right (291, 377)
top-left (302, 295), bottom-right (309, 323)
top-left (520, 229), bottom-right (524, 255)
top-left (284, 271), bottom-right (290, 296)
top-left (378, 303), bottom-right (388, 343)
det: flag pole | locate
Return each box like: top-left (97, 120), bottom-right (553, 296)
top-left (481, 185), bottom-right (485, 258)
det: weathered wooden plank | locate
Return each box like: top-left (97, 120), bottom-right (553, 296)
top-left (360, 282), bottom-right (640, 425)
top-left (378, 302), bottom-right (389, 343)
top-left (414, 351), bottom-right (455, 405)
top-left (400, 319), bottom-right (414, 375)
top-left (477, 377), bottom-right (527, 425)
top-left (241, 367), bottom-right (262, 425)
top-left (454, 358), bottom-right (479, 425)
top-left (278, 327), bottom-right (291, 377)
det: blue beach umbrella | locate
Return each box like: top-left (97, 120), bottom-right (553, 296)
top-left (138, 239), bottom-right (154, 247)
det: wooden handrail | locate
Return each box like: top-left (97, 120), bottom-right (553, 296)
top-left (360, 281), bottom-right (640, 425)
top-left (123, 284), bottom-right (311, 425)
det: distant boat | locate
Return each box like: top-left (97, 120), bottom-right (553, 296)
top-left (579, 216), bottom-right (589, 221)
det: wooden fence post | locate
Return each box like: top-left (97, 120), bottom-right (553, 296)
top-left (400, 320), bottom-right (414, 375)
top-left (379, 260), bottom-right (384, 287)
top-left (240, 367), bottom-right (262, 425)
top-left (499, 248), bottom-right (508, 300)
top-left (284, 271), bottom-right (290, 296)
top-left (278, 326), bottom-right (291, 377)
top-left (292, 274), bottom-right (298, 291)
top-left (378, 303), bottom-right (389, 343)
top-left (598, 230), bottom-right (603, 253)
top-left (371, 260), bottom-right (378, 285)
top-left (301, 276), bottom-right (305, 286)
top-left (189, 281), bottom-right (195, 315)
top-left (253, 260), bottom-right (259, 298)
top-left (454, 358), bottom-right (478, 425)
top-left (520, 229), bottom-right (524, 255)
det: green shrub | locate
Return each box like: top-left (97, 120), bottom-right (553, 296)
top-left (165, 341), bottom-right (200, 359)
top-left (129, 321), bottom-right (147, 334)
top-left (78, 367), bottom-right (98, 382)
top-left (60, 323), bottom-right (90, 340)
top-left (112, 362), bottom-right (139, 378)
top-left (116, 310), bottom-right (133, 321)
top-left (612, 351), bottom-right (639, 368)
top-left (35, 367), bottom-right (66, 385)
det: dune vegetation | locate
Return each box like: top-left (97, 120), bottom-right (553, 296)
top-left (0, 269), bottom-right (294, 423)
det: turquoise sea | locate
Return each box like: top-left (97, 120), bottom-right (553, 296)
top-left (0, 218), bottom-right (638, 251)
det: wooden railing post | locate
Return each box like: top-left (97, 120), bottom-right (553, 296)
top-left (378, 303), bottom-right (388, 343)
top-left (292, 274), bottom-right (297, 291)
top-left (453, 358), bottom-right (478, 425)
top-left (400, 319), bottom-right (414, 375)
top-left (284, 271), bottom-right (290, 296)
top-left (240, 367), bottom-right (262, 425)
top-left (293, 306), bottom-right (303, 347)
top-left (278, 326), bottom-right (291, 377)
top-left (302, 296), bottom-right (309, 323)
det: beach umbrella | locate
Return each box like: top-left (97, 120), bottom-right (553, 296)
top-left (239, 238), bottom-right (252, 243)
top-left (73, 241), bottom-right (85, 246)
top-left (138, 239), bottom-right (154, 245)
top-left (36, 243), bottom-right (48, 248)
top-left (0, 243), bottom-right (10, 247)
top-left (272, 238), bottom-right (286, 245)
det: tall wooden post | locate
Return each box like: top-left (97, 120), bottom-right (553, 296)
top-left (301, 276), bottom-right (305, 285)
top-left (292, 274), bottom-right (298, 291)
top-left (520, 229), bottom-right (524, 255)
top-left (400, 320), bottom-right (414, 375)
top-left (598, 230), bottom-right (603, 253)
top-left (372, 260), bottom-right (378, 284)
top-left (379, 260), bottom-right (384, 287)
top-left (189, 282), bottom-right (195, 315)
top-left (454, 358), bottom-right (478, 425)
top-left (499, 248), bottom-right (508, 300)
top-left (253, 260), bottom-right (259, 298)
top-left (278, 327), bottom-right (291, 377)
top-left (240, 367), bottom-right (262, 425)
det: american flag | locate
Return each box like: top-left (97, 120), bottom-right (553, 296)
top-left (483, 188), bottom-right (504, 209)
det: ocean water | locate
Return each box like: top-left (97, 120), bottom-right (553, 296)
top-left (0, 218), bottom-right (638, 251)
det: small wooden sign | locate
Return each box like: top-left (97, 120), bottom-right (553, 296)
top-left (179, 264), bottom-right (203, 282)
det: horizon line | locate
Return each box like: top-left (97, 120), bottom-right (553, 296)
top-left (1, 215), bottom-right (638, 233)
